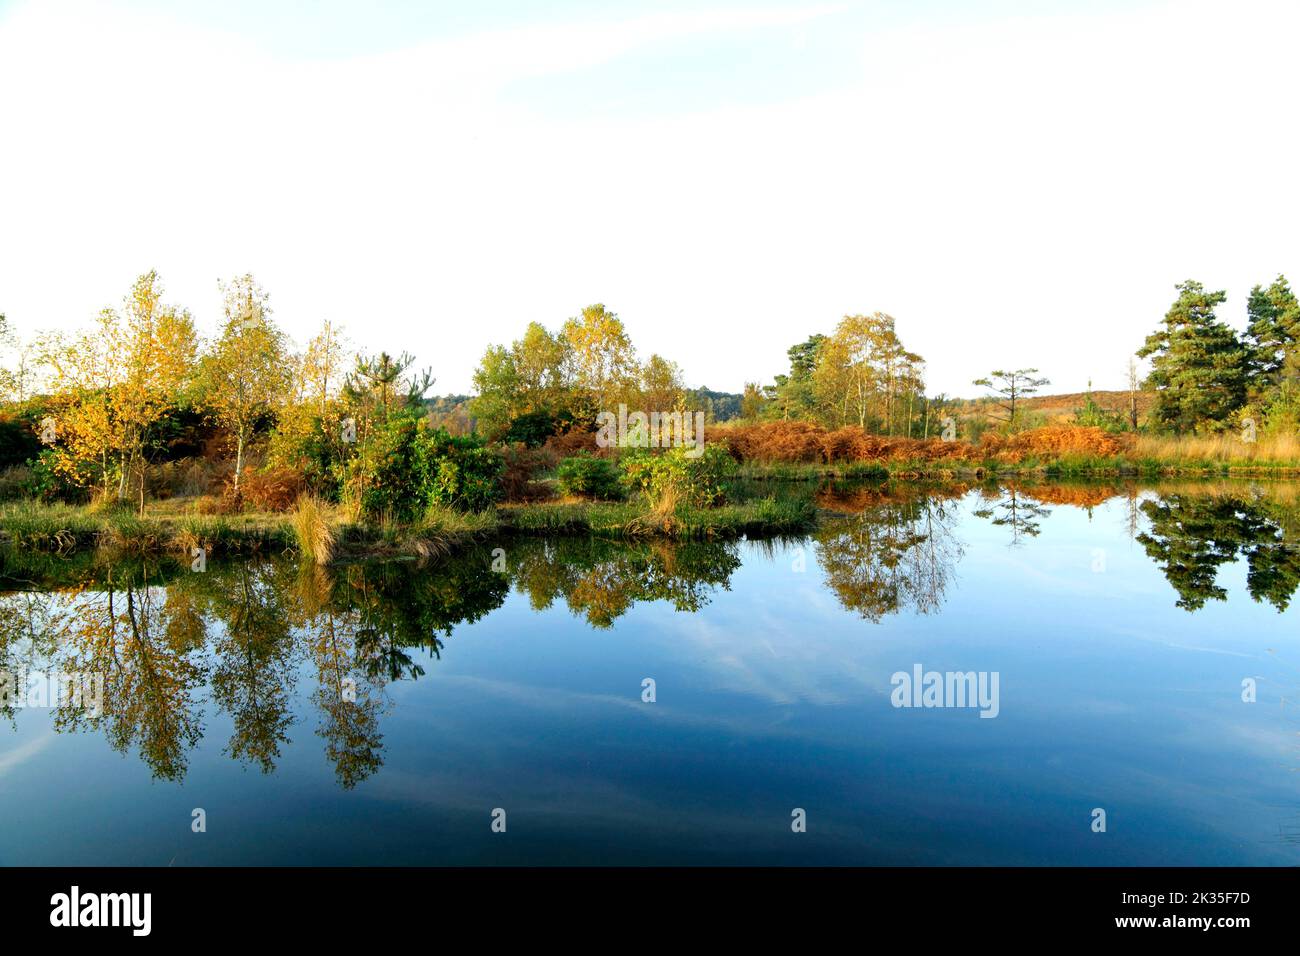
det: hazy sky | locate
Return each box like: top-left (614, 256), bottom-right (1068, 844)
top-left (2, 0), bottom-right (1297, 397)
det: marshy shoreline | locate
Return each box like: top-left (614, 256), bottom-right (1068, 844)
top-left (4, 457), bottom-right (1298, 566)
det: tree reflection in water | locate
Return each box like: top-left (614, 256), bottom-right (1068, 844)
top-left (4, 481), bottom-right (1300, 785)
top-left (813, 482), bottom-right (965, 622)
top-left (0, 537), bottom-right (739, 785)
top-left (1137, 492), bottom-right (1300, 611)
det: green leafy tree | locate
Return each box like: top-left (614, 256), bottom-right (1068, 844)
top-left (768, 334), bottom-right (825, 421)
top-left (468, 344), bottom-right (519, 439)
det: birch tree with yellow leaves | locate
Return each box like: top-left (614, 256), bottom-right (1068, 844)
top-left (562, 304), bottom-right (639, 414)
top-left (113, 271), bottom-right (197, 502)
top-left (198, 275), bottom-right (290, 495)
top-left (41, 271), bottom-right (195, 501)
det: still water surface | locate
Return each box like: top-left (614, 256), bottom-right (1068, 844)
top-left (2, 481), bottom-right (1298, 865)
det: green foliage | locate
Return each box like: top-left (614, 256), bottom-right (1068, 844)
top-left (765, 334), bottom-right (825, 422)
top-left (0, 410), bottom-right (41, 468)
top-left (502, 407), bottom-right (577, 446)
top-left (26, 448), bottom-right (89, 502)
top-left (556, 452), bottom-right (623, 500)
top-left (417, 426), bottom-right (504, 512)
top-left (1138, 493), bottom-right (1300, 611)
top-left (1245, 275), bottom-right (1300, 384)
top-left (1138, 280), bottom-right (1249, 432)
top-left (1072, 385), bottom-right (1126, 432)
top-left (267, 414), bottom-right (344, 497)
top-left (621, 444), bottom-right (735, 508)
top-left (344, 418), bottom-right (503, 521)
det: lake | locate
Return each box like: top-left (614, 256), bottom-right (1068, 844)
top-left (2, 480), bottom-right (1298, 865)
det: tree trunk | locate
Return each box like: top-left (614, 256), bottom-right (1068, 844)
top-left (234, 430), bottom-right (245, 494)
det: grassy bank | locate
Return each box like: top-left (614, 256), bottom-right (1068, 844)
top-left (6, 441), bottom-right (1300, 563)
top-left (0, 500), bottom-right (295, 555)
top-left (0, 491), bottom-right (819, 561)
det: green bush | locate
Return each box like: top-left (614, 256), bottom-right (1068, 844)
top-left (502, 408), bottom-right (559, 447)
top-left (621, 444), bottom-right (734, 508)
top-left (344, 417), bottom-right (503, 521)
top-left (416, 426), bottom-right (504, 511)
top-left (0, 412), bottom-right (41, 469)
top-left (556, 452), bottom-right (623, 500)
top-left (25, 449), bottom-right (90, 503)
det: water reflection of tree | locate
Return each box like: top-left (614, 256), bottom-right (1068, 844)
top-left (46, 563), bottom-right (206, 781)
top-left (1138, 493), bottom-right (1300, 611)
top-left (207, 560), bottom-right (297, 773)
top-left (0, 536), bottom-right (737, 784)
top-left (506, 538), bottom-right (740, 628)
top-left (972, 486), bottom-right (1051, 546)
top-left (293, 565), bottom-right (385, 790)
top-left (814, 495), bottom-right (963, 622)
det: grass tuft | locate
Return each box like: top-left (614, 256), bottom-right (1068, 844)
top-left (291, 495), bottom-right (337, 565)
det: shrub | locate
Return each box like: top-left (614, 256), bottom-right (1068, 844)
top-left (344, 417), bottom-right (504, 521)
top-left (25, 449), bottom-right (89, 503)
top-left (502, 408), bottom-right (560, 447)
top-left (557, 452), bottom-right (623, 500)
top-left (0, 413), bottom-right (41, 469)
top-left (621, 444), bottom-right (735, 510)
top-left (500, 442), bottom-right (555, 502)
top-left (266, 414), bottom-right (342, 496)
top-left (544, 428), bottom-right (599, 459)
top-left (239, 466), bottom-right (308, 512)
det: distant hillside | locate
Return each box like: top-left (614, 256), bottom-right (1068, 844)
top-left (953, 389), bottom-right (1154, 423)
top-left (687, 388), bottom-right (744, 422)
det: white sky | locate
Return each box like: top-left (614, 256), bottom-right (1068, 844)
top-left (1, 0), bottom-right (1298, 397)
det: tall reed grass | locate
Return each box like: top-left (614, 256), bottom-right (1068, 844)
top-left (1134, 432), bottom-right (1300, 465)
top-left (291, 495), bottom-right (336, 565)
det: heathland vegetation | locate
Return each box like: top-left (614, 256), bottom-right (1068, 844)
top-left (1, 272), bottom-right (1299, 561)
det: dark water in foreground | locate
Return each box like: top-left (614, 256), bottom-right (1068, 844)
top-left (2, 480), bottom-right (1299, 865)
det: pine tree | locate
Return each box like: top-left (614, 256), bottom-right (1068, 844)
top-left (1137, 280), bottom-right (1248, 432)
top-left (1244, 274), bottom-right (1300, 388)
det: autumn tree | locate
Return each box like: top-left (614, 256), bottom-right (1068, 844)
top-left (813, 313), bottom-right (923, 433)
top-left (468, 344), bottom-right (519, 439)
top-left (269, 319), bottom-right (352, 478)
top-left (198, 275), bottom-right (290, 493)
top-left (561, 304), bottom-right (638, 414)
top-left (40, 308), bottom-right (122, 494)
top-left (40, 272), bottom-right (194, 501)
top-left (513, 322), bottom-right (569, 409)
top-left (639, 354), bottom-right (686, 412)
top-left (740, 381), bottom-right (766, 420)
top-left (112, 271), bottom-right (196, 502)
top-left (299, 319), bottom-right (349, 415)
top-left (0, 313), bottom-right (34, 401)
top-left (469, 322), bottom-right (570, 439)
